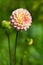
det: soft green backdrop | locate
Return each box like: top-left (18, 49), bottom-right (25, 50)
top-left (0, 0), bottom-right (43, 65)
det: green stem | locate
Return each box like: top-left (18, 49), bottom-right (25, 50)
top-left (7, 33), bottom-right (12, 65)
top-left (20, 57), bottom-right (24, 65)
top-left (14, 30), bottom-right (18, 65)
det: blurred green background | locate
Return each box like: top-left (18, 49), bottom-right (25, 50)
top-left (0, 0), bottom-right (43, 65)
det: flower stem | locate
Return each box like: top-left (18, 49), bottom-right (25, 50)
top-left (20, 57), bottom-right (24, 65)
top-left (14, 30), bottom-right (18, 65)
top-left (6, 32), bottom-right (12, 65)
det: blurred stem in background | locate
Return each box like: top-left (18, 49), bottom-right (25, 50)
top-left (6, 32), bottom-right (12, 65)
top-left (2, 20), bottom-right (12, 65)
top-left (14, 30), bottom-right (18, 65)
top-left (20, 55), bottom-right (24, 65)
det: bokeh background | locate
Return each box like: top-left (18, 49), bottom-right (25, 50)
top-left (0, 0), bottom-right (43, 65)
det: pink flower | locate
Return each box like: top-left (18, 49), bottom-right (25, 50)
top-left (10, 8), bottom-right (32, 31)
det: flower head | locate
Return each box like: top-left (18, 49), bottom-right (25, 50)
top-left (10, 8), bottom-right (32, 31)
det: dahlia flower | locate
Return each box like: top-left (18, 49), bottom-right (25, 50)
top-left (10, 8), bottom-right (32, 31)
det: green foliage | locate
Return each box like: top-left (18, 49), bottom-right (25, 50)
top-left (0, 0), bottom-right (43, 65)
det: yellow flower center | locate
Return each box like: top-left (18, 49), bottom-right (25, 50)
top-left (17, 13), bottom-right (24, 24)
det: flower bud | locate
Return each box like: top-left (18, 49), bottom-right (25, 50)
top-left (2, 20), bottom-right (11, 29)
top-left (27, 38), bottom-right (33, 46)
